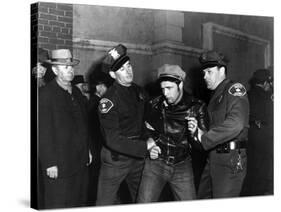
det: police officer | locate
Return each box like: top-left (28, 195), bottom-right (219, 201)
top-left (242, 68), bottom-right (273, 195)
top-left (137, 64), bottom-right (208, 202)
top-left (190, 51), bottom-right (250, 198)
top-left (96, 44), bottom-right (157, 205)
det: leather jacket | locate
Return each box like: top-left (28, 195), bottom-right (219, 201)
top-left (145, 91), bottom-right (208, 151)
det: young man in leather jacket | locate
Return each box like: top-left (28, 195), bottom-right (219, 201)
top-left (137, 64), bottom-right (208, 202)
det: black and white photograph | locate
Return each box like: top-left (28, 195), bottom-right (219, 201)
top-left (0, 0), bottom-right (279, 212)
top-left (30, 1), bottom-right (275, 209)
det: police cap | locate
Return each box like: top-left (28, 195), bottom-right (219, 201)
top-left (72, 75), bottom-right (85, 85)
top-left (199, 50), bottom-right (227, 69)
top-left (102, 44), bottom-right (130, 73)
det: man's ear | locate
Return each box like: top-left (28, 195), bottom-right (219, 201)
top-left (51, 66), bottom-right (58, 76)
top-left (179, 81), bottom-right (184, 90)
top-left (109, 71), bottom-right (116, 79)
top-left (219, 66), bottom-right (226, 77)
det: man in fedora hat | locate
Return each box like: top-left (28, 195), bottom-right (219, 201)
top-left (137, 64), bottom-right (208, 202)
top-left (31, 47), bottom-right (51, 208)
top-left (95, 44), bottom-right (158, 205)
top-left (72, 75), bottom-right (90, 100)
top-left (189, 50), bottom-right (249, 198)
top-left (242, 68), bottom-right (273, 196)
top-left (31, 47), bottom-right (50, 87)
top-left (38, 49), bottom-right (92, 209)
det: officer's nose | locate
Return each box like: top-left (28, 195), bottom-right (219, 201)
top-left (203, 72), bottom-right (208, 81)
top-left (124, 65), bottom-right (131, 73)
top-left (127, 68), bottom-right (132, 74)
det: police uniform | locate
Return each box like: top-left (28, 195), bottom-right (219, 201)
top-left (197, 51), bottom-right (250, 198)
top-left (95, 44), bottom-right (148, 205)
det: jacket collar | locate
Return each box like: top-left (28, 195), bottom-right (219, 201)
top-left (209, 79), bottom-right (230, 105)
top-left (50, 79), bottom-right (72, 95)
top-left (163, 91), bottom-right (192, 110)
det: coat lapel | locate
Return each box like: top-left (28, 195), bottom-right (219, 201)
top-left (208, 79), bottom-right (230, 110)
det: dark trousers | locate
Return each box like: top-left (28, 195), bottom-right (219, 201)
top-left (40, 166), bottom-right (88, 209)
top-left (137, 157), bottom-right (196, 202)
top-left (96, 148), bottom-right (145, 206)
top-left (87, 163), bottom-right (100, 206)
top-left (198, 149), bottom-right (247, 198)
top-left (250, 155), bottom-right (273, 195)
top-left (242, 149), bottom-right (273, 196)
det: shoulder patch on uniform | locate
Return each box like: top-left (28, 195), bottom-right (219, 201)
top-left (228, 83), bottom-right (246, 97)
top-left (99, 98), bottom-right (114, 113)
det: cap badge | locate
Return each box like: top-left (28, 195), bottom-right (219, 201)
top-left (109, 48), bottom-right (120, 60)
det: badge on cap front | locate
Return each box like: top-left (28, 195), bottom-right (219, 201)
top-left (109, 48), bottom-right (120, 60)
top-left (99, 98), bottom-right (114, 113)
top-left (228, 83), bottom-right (246, 97)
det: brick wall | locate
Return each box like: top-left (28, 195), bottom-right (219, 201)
top-left (31, 2), bottom-right (73, 52)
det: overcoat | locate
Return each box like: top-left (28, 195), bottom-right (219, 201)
top-left (39, 79), bottom-right (89, 178)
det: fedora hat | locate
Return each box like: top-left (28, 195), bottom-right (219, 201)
top-left (46, 49), bottom-right (80, 66)
top-left (38, 48), bottom-right (49, 63)
top-left (72, 75), bottom-right (85, 85)
top-left (250, 68), bottom-right (271, 84)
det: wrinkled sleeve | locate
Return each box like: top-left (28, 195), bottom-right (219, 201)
top-left (141, 93), bottom-right (153, 141)
top-left (39, 90), bottom-right (58, 170)
top-left (197, 102), bottom-right (209, 132)
top-left (98, 99), bottom-right (147, 158)
top-left (190, 101), bottom-right (209, 151)
top-left (201, 95), bottom-right (249, 150)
